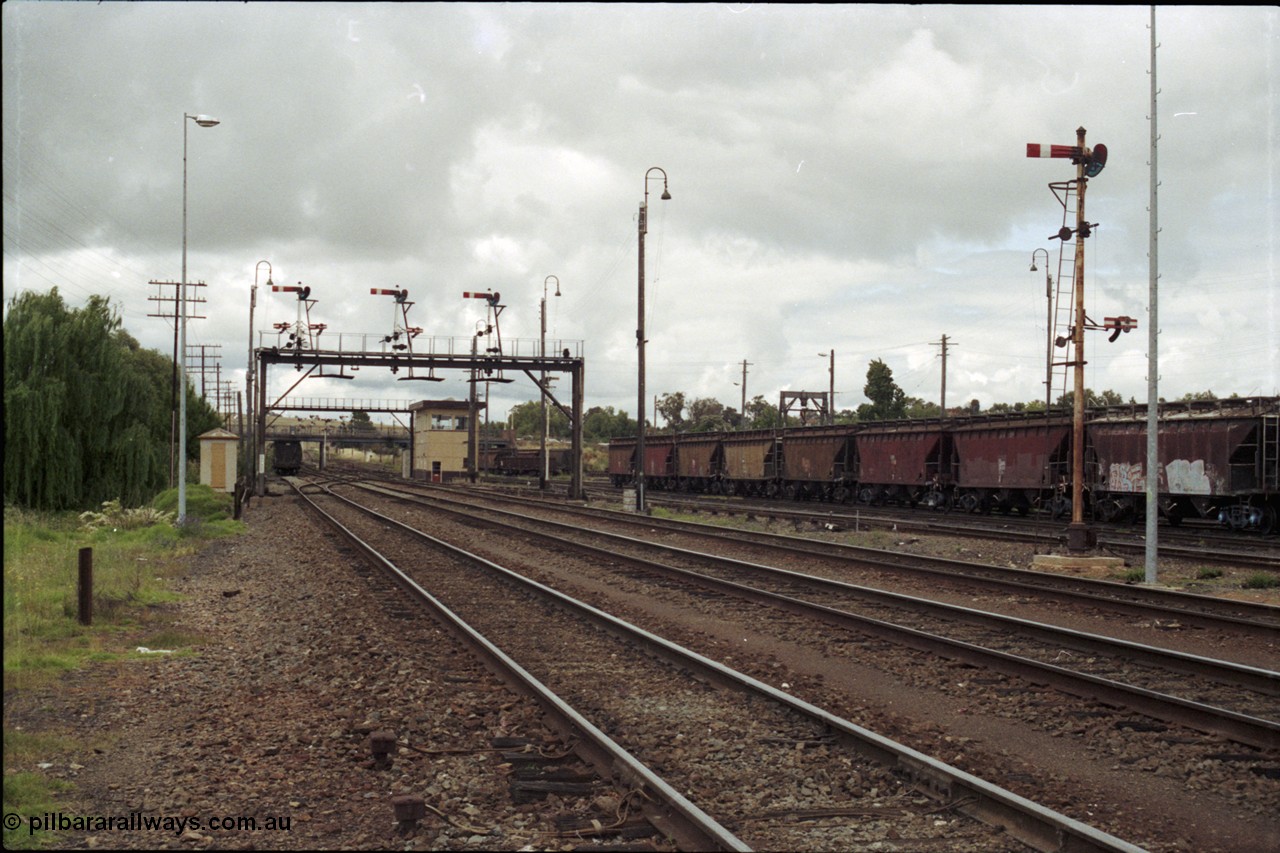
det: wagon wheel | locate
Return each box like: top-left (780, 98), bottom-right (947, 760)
top-left (1260, 506), bottom-right (1277, 535)
top-left (958, 492), bottom-right (980, 514)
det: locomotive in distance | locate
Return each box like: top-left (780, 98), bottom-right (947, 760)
top-left (607, 397), bottom-right (1279, 534)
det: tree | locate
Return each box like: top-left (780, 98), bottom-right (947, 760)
top-left (861, 359), bottom-right (907, 421)
top-left (1055, 388), bottom-right (1130, 410)
top-left (350, 409), bottom-right (374, 429)
top-left (655, 392), bottom-right (686, 430)
top-left (744, 395), bottom-right (782, 430)
top-left (583, 406), bottom-right (637, 442)
top-left (903, 396), bottom-right (941, 419)
top-left (686, 397), bottom-right (728, 432)
top-left (4, 288), bottom-right (217, 510)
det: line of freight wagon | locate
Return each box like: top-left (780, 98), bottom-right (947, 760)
top-left (607, 397), bottom-right (1279, 534)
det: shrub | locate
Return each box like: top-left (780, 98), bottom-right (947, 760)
top-left (1241, 573), bottom-right (1278, 590)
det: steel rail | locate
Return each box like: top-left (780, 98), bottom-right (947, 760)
top-left (419, 482), bottom-right (1280, 633)
top-left (288, 480), bottom-right (751, 852)
top-left (315, 482), bottom-right (1147, 853)
top-left (353, 482), bottom-right (1280, 751)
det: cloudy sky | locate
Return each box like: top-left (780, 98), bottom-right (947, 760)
top-left (4, 4), bottom-right (1277, 428)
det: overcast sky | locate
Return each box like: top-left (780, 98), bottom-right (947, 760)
top-left (4, 3), bottom-right (1277, 428)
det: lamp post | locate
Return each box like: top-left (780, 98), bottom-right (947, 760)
top-left (817, 351), bottom-right (835, 424)
top-left (1030, 249), bottom-right (1052, 411)
top-left (178, 112), bottom-right (220, 525)
top-left (249, 260), bottom-right (271, 498)
top-left (540, 275), bottom-right (561, 490)
top-left (636, 167), bottom-right (671, 514)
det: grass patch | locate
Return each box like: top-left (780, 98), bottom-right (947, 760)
top-left (4, 487), bottom-right (245, 844)
top-left (3, 771), bottom-right (72, 849)
top-left (1118, 568), bottom-right (1147, 583)
top-left (1196, 567), bottom-right (1224, 580)
top-left (1241, 572), bottom-right (1279, 590)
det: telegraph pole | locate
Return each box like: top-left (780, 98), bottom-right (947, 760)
top-left (932, 335), bottom-right (954, 416)
top-left (149, 279), bottom-right (207, 487)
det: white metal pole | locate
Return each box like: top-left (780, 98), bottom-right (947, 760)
top-left (1145, 6), bottom-right (1161, 583)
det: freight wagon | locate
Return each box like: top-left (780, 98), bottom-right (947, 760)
top-left (606, 397), bottom-right (1279, 533)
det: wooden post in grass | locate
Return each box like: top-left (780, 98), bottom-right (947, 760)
top-left (77, 547), bottom-right (93, 626)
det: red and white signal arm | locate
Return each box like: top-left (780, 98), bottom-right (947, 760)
top-left (1104, 315), bottom-right (1137, 342)
top-left (1026, 143), bottom-right (1081, 159)
top-left (371, 288), bottom-right (408, 301)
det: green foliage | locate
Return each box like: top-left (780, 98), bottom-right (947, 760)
top-left (78, 500), bottom-right (174, 532)
top-left (1241, 573), bottom-right (1278, 590)
top-left (151, 483), bottom-right (234, 523)
top-left (3, 289), bottom-right (221, 511)
top-left (583, 406), bottom-right (637, 442)
top-left (744, 395), bottom-right (782, 429)
top-left (655, 392), bottom-right (686, 429)
top-left (4, 767), bottom-right (72, 850)
top-left (861, 359), bottom-right (907, 420)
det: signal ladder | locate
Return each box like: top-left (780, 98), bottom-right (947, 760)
top-left (1048, 180), bottom-right (1081, 405)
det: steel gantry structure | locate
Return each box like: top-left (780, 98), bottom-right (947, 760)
top-left (253, 343), bottom-right (586, 499)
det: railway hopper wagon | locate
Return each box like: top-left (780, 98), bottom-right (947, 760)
top-left (852, 420), bottom-right (951, 508)
top-left (949, 413), bottom-right (1074, 517)
top-left (778, 425), bottom-right (856, 501)
top-left (640, 434), bottom-right (679, 492)
top-left (1088, 397), bottom-right (1279, 532)
top-left (607, 437), bottom-right (637, 487)
top-left (271, 439), bottom-right (303, 476)
top-left (672, 433), bottom-right (726, 493)
top-left (719, 429), bottom-right (782, 496)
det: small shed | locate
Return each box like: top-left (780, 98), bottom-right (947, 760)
top-left (199, 428), bottom-right (239, 492)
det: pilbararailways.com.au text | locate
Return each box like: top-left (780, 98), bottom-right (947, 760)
top-left (12, 811), bottom-right (292, 837)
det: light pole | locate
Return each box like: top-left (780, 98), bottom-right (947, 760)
top-left (817, 351), bottom-right (835, 424)
top-left (249, 260), bottom-right (271, 498)
top-left (636, 167), bottom-right (670, 513)
top-left (178, 112), bottom-right (220, 525)
top-left (540, 275), bottom-right (560, 490)
top-left (1030, 249), bottom-right (1052, 411)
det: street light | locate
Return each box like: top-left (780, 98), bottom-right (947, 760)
top-left (540, 274), bottom-right (560, 490)
top-left (817, 351), bottom-right (835, 424)
top-left (636, 167), bottom-right (670, 514)
top-left (250, 260), bottom-right (271, 498)
top-left (1030, 249), bottom-right (1052, 411)
top-left (178, 112), bottom-right (220, 525)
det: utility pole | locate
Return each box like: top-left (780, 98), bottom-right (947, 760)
top-left (932, 335), bottom-right (954, 416)
top-left (149, 279), bottom-right (207, 486)
top-left (1145, 5), bottom-right (1161, 583)
top-left (738, 359), bottom-right (751, 428)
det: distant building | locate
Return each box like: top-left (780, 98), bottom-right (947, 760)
top-left (408, 399), bottom-right (484, 482)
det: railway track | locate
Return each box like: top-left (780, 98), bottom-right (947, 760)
top-left (347, 480), bottom-right (1280, 752)
top-left (488, 477), bottom-right (1280, 569)
top-left (291, 476), bottom-right (1148, 852)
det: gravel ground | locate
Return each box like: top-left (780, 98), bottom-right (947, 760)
top-left (6, 487), bottom-right (1278, 851)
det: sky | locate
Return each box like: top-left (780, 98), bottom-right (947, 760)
top-left (3, 3), bottom-right (1277, 429)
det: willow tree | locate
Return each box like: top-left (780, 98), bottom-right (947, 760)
top-left (4, 288), bottom-right (217, 510)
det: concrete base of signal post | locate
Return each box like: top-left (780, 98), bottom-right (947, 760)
top-left (1031, 553), bottom-right (1126, 572)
